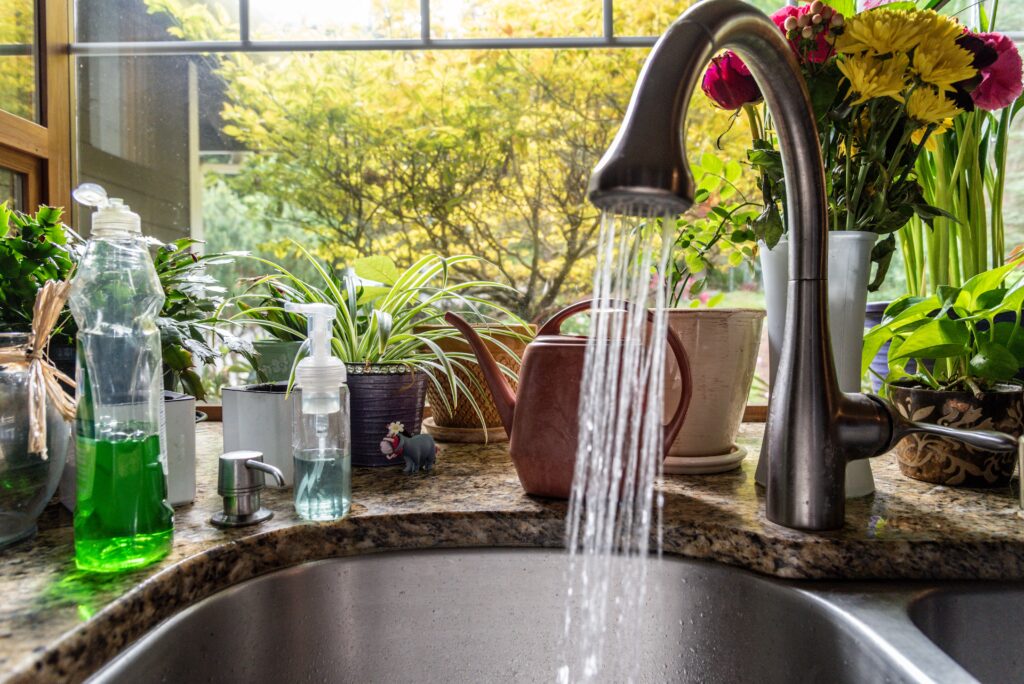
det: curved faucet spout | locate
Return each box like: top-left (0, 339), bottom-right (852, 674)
top-left (588, 0), bottom-right (842, 529)
top-left (588, 0), bottom-right (1018, 531)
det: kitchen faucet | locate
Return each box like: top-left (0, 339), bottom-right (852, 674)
top-left (587, 0), bottom-right (1018, 531)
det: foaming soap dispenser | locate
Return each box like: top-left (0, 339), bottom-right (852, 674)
top-left (286, 302), bottom-right (351, 521)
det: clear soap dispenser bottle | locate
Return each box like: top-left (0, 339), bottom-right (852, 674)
top-left (287, 302), bottom-right (351, 520)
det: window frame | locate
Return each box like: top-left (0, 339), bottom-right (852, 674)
top-left (0, 0), bottom-right (72, 211)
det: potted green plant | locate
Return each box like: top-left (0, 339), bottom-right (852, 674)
top-left (658, 160), bottom-right (765, 475)
top-left (222, 246), bottom-right (522, 470)
top-left (875, 4), bottom-right (1024, 389)
top-left (231, 279), bottom-right (305, 383)
top-left (0, 203), bottom-right (83, 378)
top-left (863, 256), bottom-right (1024, 487)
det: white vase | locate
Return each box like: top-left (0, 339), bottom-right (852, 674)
top-left (662, 308), bottom-right (765, 473)
top-left (222, 382), bottom-right (295, 486)
top-left (756, 231), bottom-right (877, 497)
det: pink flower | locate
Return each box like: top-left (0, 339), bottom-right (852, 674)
top-left (702, 51), bottom-right (761, 110)
top-left (970, 32), bottom-right (1023, 111)
top-left (770, 4), bottom-right (838, 65)
top-left (860, 0), bottom-right (901, 8)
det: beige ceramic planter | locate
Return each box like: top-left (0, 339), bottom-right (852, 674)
top-left (662, 308), bottom-right (765, 470)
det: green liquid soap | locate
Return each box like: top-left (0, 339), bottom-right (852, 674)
top-left (73, 434), bottom-right (174, 573)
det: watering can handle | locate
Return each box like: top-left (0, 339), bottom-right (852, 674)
top-left (537, 299), bottom-right (692, 451)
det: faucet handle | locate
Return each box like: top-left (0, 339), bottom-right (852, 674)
top-left (895, 419), bottom-right (1019, 453)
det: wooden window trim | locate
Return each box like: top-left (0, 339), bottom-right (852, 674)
top-left (0, 0), bottom-right (71, 211)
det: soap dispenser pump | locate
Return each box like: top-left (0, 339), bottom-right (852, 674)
top-left (286, 302), bottom-right (351, 521)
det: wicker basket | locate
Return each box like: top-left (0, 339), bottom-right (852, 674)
top-left (425, 325), bottom-right (532, 429)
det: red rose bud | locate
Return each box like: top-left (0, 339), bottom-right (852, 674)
top-left (702, 51), bottom-right (761, 110)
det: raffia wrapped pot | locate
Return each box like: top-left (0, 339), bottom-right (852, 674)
top-left (889, 383), bottom-right (1024, 487)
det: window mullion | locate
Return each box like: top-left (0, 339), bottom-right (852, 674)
top-left (421, 0), bottom-right (431, 44)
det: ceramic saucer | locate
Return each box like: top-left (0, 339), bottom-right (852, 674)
top-left (663, 445), bottom-right (747, 475)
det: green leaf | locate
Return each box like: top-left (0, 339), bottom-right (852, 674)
top-left (699, 153), bottom-right (724, 176)
top-left (969, 341), bottom-right (1020, 383)
top-left (892, 318), bottom-right (969, 360)
top-left (352, 255), bottom-right (400, 285)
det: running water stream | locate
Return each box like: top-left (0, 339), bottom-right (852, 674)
top-left (560, 208), bottom-right (676, 683)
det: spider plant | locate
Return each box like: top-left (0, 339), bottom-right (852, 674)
top-left (223, 245), bottom-right (528, 426)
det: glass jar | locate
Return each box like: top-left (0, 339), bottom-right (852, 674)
top-left (0, 332), bottom-right (71, 549)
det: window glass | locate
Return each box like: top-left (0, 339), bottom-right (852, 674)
top-left (250, 0), bottom-right (420, 41)
top-left (75, 1), bottom-right (239, 43)
top-left (0, 166), bottom-right (26, 209)
top-left (614, 0), bottom-right (780, 36)
top-left (0, 0), bottom-right (37, 121)
top-left (431, 0), bottom-right (601, 38)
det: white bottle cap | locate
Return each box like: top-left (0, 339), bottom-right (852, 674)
top-left (91, 198), bottom-right (142, 237)
top-left (285, 302), bottom-right (347, 399)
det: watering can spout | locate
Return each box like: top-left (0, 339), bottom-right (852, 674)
top-left (444, 313), bottom-right (517, 435)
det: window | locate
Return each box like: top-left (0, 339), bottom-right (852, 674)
top-left (0, 0), bottom-right (71, 212)
top-left (69, 1), bottom-right (1024, 405)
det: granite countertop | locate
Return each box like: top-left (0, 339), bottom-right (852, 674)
top-left (3, 421), bottom-right (1024, 682)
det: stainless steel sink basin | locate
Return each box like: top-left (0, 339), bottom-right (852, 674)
top-left (90, 549), bottom-right (989, 683)
top-left (910, 587), bottom-right (1024, 684)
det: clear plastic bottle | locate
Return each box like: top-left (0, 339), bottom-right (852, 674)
top-left (288, 303), bottom-right (351, 521)
top-left (69, 189), bottom-right (173, 572)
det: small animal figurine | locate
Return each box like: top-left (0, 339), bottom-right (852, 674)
top-left (380, 422), bottom-right (437, 474)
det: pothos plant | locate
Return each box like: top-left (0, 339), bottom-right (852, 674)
top-left (863, 253), bottom-right (1024, 395)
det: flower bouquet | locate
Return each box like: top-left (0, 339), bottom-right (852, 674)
top-left (702, 0), bottom-right (1022, 291)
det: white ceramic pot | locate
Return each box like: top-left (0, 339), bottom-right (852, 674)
top-left (163, 392), bottom-right (198, 505)
top-left (756, 231), bottom-right (877, 497)
top-left (221, 382), bottom-right (294, 486)
top-left (662, 309), bottom-right (765, 473)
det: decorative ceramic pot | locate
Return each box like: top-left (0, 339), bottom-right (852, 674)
top-left (758, 231), bottom-right (877, 496)
top-left (422, 325), bottom-right (534, 433)
top-left (348, 364), bottom-right (428, 467)
top-left (662, 308), bottom-right (764, 472)
top-left (252, 339), bottom-right (303, 383)
top-left (889, 383), bottom-right (1024, 487)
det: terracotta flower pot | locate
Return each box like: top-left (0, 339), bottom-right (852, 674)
top-left (889, 383), bottom-right (1024, 487)
top-left (662, 308), bottom-right (764, 469)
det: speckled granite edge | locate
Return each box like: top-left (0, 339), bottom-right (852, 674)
top-left (13, 510), bottom-right (1024, 684)
top-left (7, 421), bottom-right (1024, 683)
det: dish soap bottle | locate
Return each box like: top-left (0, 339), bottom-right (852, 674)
top-left (287, 302), bottom-right (351, 521)
top-left (69, 185), bottom-right (173, 572)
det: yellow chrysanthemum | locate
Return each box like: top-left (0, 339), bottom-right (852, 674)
top-left (836, 10), bottom-right (923, 55)
top-left (838, 53), bottom-right (909, 105)
top-left (836, 9), bottom-right (965, 57)
top-left (912, 41), bottom-right (977, 92)
top-left (911, 119), bottom-right (952, 151)
top-left (905, 87), bottom-right (961, 125)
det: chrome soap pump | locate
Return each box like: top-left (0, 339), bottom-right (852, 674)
top-left (287, 302), bottom-right (351, 521)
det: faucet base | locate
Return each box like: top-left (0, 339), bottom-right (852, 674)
top-left (211, 508), bottom-right (274, 529)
